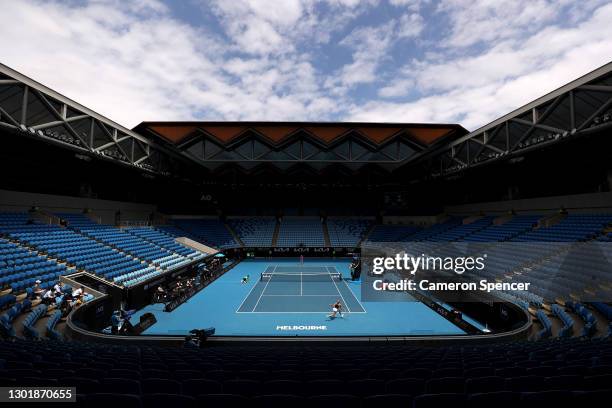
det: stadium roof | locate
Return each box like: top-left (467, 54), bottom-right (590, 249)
top-left (2, 58), bottom-right (611, 179)
top-left (0, 62), bottom-right (183, 176)
top-left (424, 60), bottom-right (612, 177)
top-left (135, 121), bottom-right (464, 146)
top-left (133, 121), bottom-right (467, 172)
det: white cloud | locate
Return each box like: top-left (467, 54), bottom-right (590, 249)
top-left (0, 0), bottom-right (610, 135)
top-left (437, 0), bottom-right (610, 49)
top-left (333, 24), bottom-right (397, 87)
top-left (205, 0), bottom-right (380, 55)
top-left (378, 78), bottom-right (415, 98)
top-left (207, 0), bottom-right (304, 55)
top-left (0, 0), bottom-right (355, 126)
top-left (397, 12), bottom-right (424, 38)
top-left (348, 1), bottom-right (612, 129)
top-left (438, 0), bottom-right (559, 48)
top-left (389, 0), bottom-right (425, 11)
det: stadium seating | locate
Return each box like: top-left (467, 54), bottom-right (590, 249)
top-left (592, 302), bottom-right (612, 321)
top-left (228, 217), bottom-right (276, 246)
top-left (0, 234), bottom-right (71, 293)
top-left (2, 209), bottom-right (612, 343)
top-left (45, 309), bottom-right (63, 340)
top-left (421, 216), bottom-right (495, 241)
top-left (0, 212), bottom-right (32, 228)
top-left (276, 218), bottom-right (325, 247)
top-left (463, 216), bottom-right (540, 242)
top-left (566, 301), bottom-right (598, 337)
top-left (538, 311), bottom-right (553, 340)
top-left (404, 214), bottom-right (612, 335)
top-left (21, 303), bottom-right (48, 339)
top-left (61, 213), bottom-right (206, 280)
top-left (166, 219), bottom-right (237, 249)
top-left (551, 304), bottom-right (575, 338)
top-left (0, 337), bottom-right (610, 405)
top-left (0, 299), bottom-right (31, 338)
top-left (156, 225), bottom-right (200, 242)
top-left (0, 211), bottom-right (206, 290)
top-left (125, 227), bottom-right (201, 257)
top-left (512, 215), bottom-right (612, 242)
top-left (0, 293), bottom-right (16, 310)
top-left (365, 224), bottom-right (421, 242)
top-left (56, 213), bottom-right (101, 229)
top-left (326, 218), bottom-right (372, 246)
top-left (6, 223), bottom-right (154, 285)
top-left (405, 218), bottom-right (463, 241)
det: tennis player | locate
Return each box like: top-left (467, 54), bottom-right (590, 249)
top-left (328, 299), bottom-right (343, 319)
top-left (241, 274), bottom-right (250, 284)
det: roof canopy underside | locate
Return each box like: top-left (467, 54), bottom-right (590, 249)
top-left (133, 122), bottom-right (467, 173)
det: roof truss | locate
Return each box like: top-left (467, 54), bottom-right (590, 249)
top-left (0, 63), bottom-right (178, 175)
top-left (426, 62), bottom-right (612, 178)
top-left (170, 129), bottom-right (426, 172)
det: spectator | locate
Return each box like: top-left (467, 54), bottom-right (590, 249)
top-left (33, 280), bottom-right (44, 299)
top-left (110, 310), bottom-right (123, 335)
top-left (72, 286), bottom-right (86, 299)
top-left (153, 285), bottom-right (166, 303)
top-left (42, 288), bottom-right (55, 306)
top-left (53, 282), bottom-right (64, 296)
top-left (72, 297), bottom-right (84, 309)
top-left (59, 294), bottom-right (73, 317)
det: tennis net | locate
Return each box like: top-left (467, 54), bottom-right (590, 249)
top-left (260, 272), bottom-right (342, 282)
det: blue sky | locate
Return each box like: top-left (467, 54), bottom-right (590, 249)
top-left (1, 0), bottom-right (612, 130)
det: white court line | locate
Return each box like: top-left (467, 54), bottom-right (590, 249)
top-left (236, 310), bottom-right (367, 314)
top-left (263, 294), bottom-right (339, 297)
top-left (235, 274), bottom-right (265, 313)
top-left (236, 264), bottom-right (368, 314)
top-left (251, 264), bottom-right (276, 312)
top-left (330, 265), bottom-right (367, 313)
top-left (326, 265), bottom-right (352, 313)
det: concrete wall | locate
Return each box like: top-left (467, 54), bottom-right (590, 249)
top-left (0, 189), bottom-right (156, 225)
top-left (445, 191), bottom-right (612, 216)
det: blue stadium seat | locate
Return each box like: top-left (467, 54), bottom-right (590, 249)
top-left (141, 378), bottom-right (181, 394)
top-left (327, 217), bottom-right (372, 246)
top-left (308, 394), bottom-right (359, 408)
top-left (141, 394), bottom-right (195, 408)
top-left (85, 394), bottom-right (142, 408)
top-left (414, 393), bottom-right (466, 408)
top-left (228, 217), bottom-right (276, 246)
top-left (253, 394), bottom-right (306, 408)
top-left (386, 378), bottom-right (426, 394)
top-left (102, 378), bottom-right (141, 395)
top-left (467, 391), bottom-right (520, 408)
top-left (276, 218), bottom-right (325, 247)
top-left (181, 379), bottom-right (223, 396)
top-left (196, 394), bottom-right (249, 405)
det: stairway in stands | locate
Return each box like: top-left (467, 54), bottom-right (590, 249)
top-left (322, 220), bottom-right (331, 247)
top-left (225, 222), bottom-right (244, 247)
top-left (271, 219), bottom-right (280, 247)
top-left (357, 222), bottom-right (376, 246)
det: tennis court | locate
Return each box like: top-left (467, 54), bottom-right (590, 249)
top-left (236, 265), bottom-right (366, 313)
top-left (131, 259), bottom-right (466, 337)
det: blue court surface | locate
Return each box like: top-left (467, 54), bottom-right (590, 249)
top-left (236, 265), bottom-right (365, 314)
top-left (132, 259), bottom-right (466, 337)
